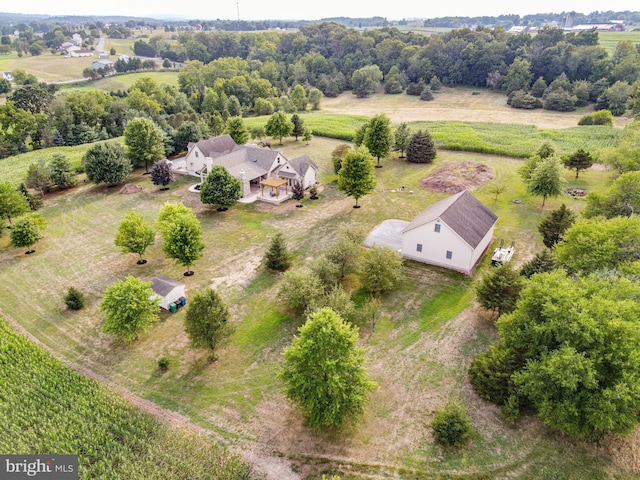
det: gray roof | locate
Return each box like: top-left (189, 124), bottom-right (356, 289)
top-left (150, 276), bottom-right (185, 297)
top-left (288, 154), bottom-right (318, 177)
top-left (232, 144), bottom-right (282, 172)
top-left (189, 134), bottom-right (237, 157)
top-left (402, 190), bottom-right (497, 248)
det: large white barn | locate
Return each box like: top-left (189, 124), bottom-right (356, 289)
top-left (401, 190), bottom-right (498, 274)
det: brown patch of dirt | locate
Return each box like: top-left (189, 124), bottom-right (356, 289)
top-left (119, 183), bottom-right (142, 194)
top-left (421, 161), bottom-right (494, 193)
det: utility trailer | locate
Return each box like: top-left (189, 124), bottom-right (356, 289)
top-left (491, 239), bottom-right (515, 265)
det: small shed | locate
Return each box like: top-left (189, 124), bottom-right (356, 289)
top-left (150, 276), bottom-right (186, 310)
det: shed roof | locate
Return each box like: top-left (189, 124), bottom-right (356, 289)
top-left (150, 276), bottom-right (185, 297)
top-left (402, 190), bottom-right (497, 248)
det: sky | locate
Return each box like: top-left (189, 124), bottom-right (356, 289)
top-left (1, 1), bottom-right (636, 21)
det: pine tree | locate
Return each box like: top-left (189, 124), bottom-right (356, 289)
top-left (538, 204), bottom-right (576, 248)
top-left (406, 129), bottom-right (437, 164)
top-left (263, 232), bottom-right (292, 272)
top-left (291, 114), bottom-right (305, 140)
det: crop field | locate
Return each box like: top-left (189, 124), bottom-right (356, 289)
top-left (1, 126), bottom-right (637, 478)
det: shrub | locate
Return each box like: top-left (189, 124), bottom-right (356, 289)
top-left (420, 87), bottom-right (434, 101)
top-left (578, 109), bottom-right (613, 126)
top-left (64, 287), bottom-right (85, 310)
top-left (157, 357), bottom-right (170, 371)
top-left (431, 401), bottom-right (473, 447)
top-left (509, 90), bottom-right (542, 109)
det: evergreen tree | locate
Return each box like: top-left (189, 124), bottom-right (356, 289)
top-left (84, 142), bottom-right (132, 185)
top-left (64, 286), bottom-right (85, 310)
top-left (563, 149), bottom-right (594, 180)
top-left (47, 152), bottom-right (76, 189)
top-left (538, 204), bottom-right (576, 248)
top-left (406, 129), bottom-right (437, 164)
top-left (225, 116), bottom-right (249, 144)
top-left (263, 232), bottom-right (292, 272)
top-left (475, 263), bottom-right (524, 318)
top-left (519, 249), bottom-right (557, 279)
top-left (291, 114), bottom-right (305, 141)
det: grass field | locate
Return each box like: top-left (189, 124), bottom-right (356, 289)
top-left (1, 129), bottom-right (636, 478)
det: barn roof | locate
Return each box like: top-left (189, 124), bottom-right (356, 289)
top-left (150, 276), bottom-right (185, 297)
top-left (402, 190), bottom-right (497, 248)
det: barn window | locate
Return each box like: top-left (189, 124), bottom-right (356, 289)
top-left (434, 224), bottom-right (441, 233)
top-left (446, 250), bottom-right (453, 259)
top-left (417, 244), bottom-right (422, 252)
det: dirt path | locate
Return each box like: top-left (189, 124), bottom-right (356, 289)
top-left (1, 310), bottom-right (300, 480)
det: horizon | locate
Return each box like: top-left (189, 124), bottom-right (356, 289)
top-left (0, 2), bottom-right (637, 22)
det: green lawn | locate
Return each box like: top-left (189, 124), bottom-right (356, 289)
top-left (0, 131), bottom-right (628, 478)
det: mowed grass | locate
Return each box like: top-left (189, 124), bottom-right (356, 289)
top-left (0, 132), bottom-right (629, 478)
top-left (60, 71), bottom-right (180, 93)
top-left (598, 30), bottom-right (640, 56)
top-left (0, 50), bottom-right (97, 84)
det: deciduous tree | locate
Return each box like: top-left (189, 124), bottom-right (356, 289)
top-left (10, 213), bottom-right (45, 254)
top-left (161, 210), bottom-right (205, 276)
top-left (150, 159), bottom-right (175, 190)
top-left (124, 117), bottom-right (165, 173)
top-left (280, 308), bottom-right (377, 430)
top-left (351, 65), bottom-right (383, 98)
top-left (265, 111), bottom-right (293, 145)
top-left (526, 156), bottom-right (566, 208)
top-left (101, 275), bottom-right (158, 342)
top-left (337, 146), bottom-right (377, 208)
top-left (199, 165), bottom-right (242, 211)
top-left (184, 288), bottom-right (233, 361)
top-left (363, 113), bottom-right (393, 167)
top-left (393, 122), bottom-right (411, 158)
top-left (358, 245), bottom-right (403, 296)
top-left (0, 181), bottom-right (29, 226)
top-left (290, 84), bottom-right (307, 111)
top-left (114, 211), bottom-right (155, 264)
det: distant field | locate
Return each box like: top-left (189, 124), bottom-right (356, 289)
top-left (598, 30), bottom-right (640, 55)
top-left (60, 71), bottom-right (180, 93)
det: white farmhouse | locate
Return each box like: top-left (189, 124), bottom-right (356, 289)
top-left (183, 135), bottom-right (318, 199)
top-left (401, 190), bottom-right (497, 274)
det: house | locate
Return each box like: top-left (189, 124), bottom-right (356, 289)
top-left (2, 72), bottom-right (12, 81)
top-left (150, 276), bottom-right (186, 310)
top-left (401, 190), bottom-right (498, 274)
top-left (182, 135), bottom-right (318, 200)
top-left (92, 60), bottom-right (114, 71)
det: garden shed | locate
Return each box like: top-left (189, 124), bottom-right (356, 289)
top-left (150, 276), bottom-right (186, 310)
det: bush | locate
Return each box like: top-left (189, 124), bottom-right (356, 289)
top-left (157, 357), bottom-right (170, 371)
top-left (431, 401), bottom-right (473, 447)
top-left (420, 87), bottom-right (434, 101)
top-left (509, 90), bottom-right (543, 109)
top-left (578, 109), bottom-right (613, 126)
top-left (64, 287), bottom-right (85, 310)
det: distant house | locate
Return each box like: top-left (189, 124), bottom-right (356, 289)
top-left (2, 72), bottom-right (12, 81)
top-left (150, 276), bottom-right (186, 310)
top-left (67, 46), bottom-right (93, 57)
top-left (98, 52), bottom-right (110, 59)
top-left (92, 60), bottom-right (114, 70)
top-left (401, 190), bottom-right (498, 274)
top-left (182, 135), bottom-right (318, 200)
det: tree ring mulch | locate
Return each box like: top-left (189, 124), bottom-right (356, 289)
top-left (184, 271), bottom-right (195, 277)
top-left (421, 161), bottom-right (494, 193)
top-left (353, 205), bottom-right (361, 209)
top-left (25, 250), bottom-right (35, 254)
top-left (137, 259), bottom-right (148, 265)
